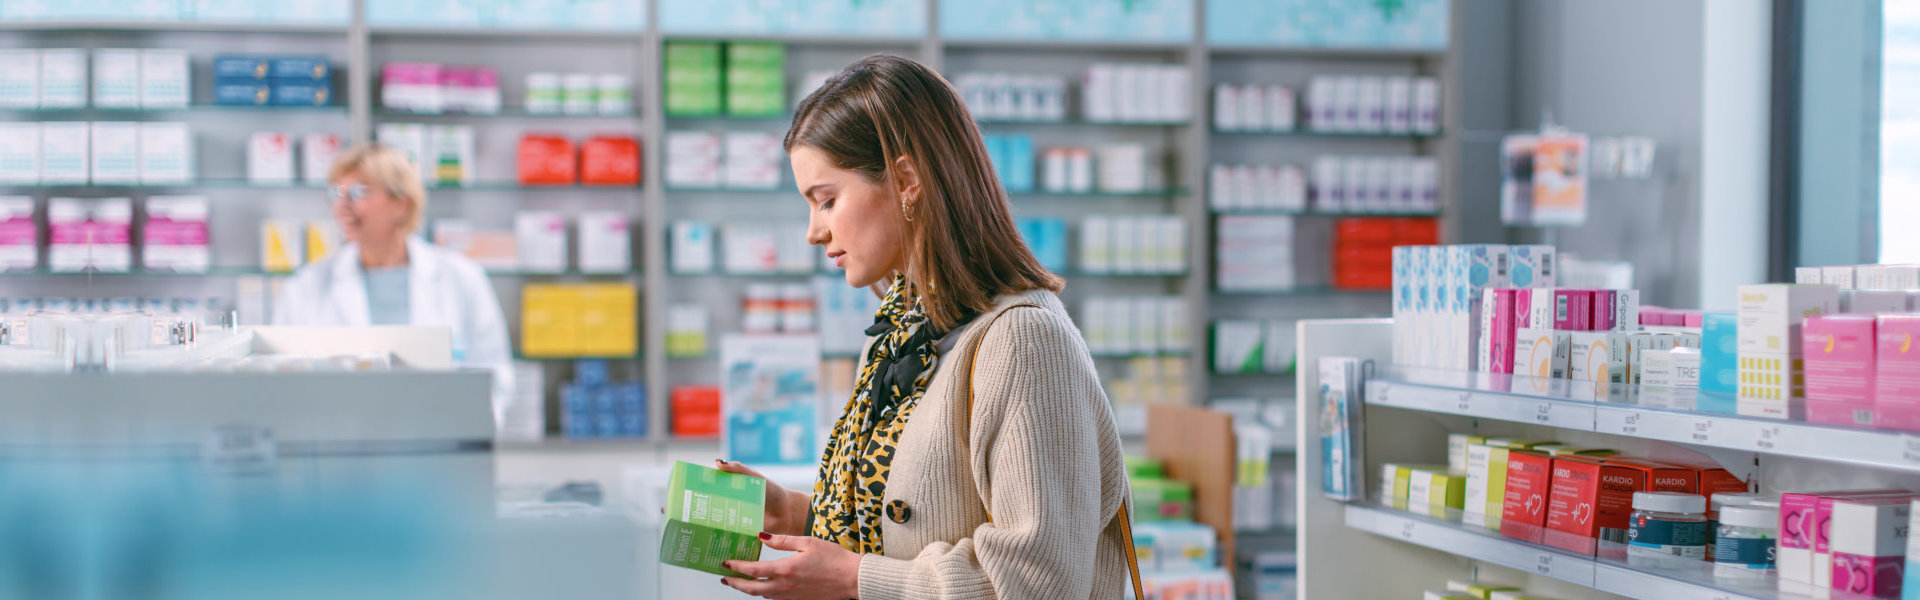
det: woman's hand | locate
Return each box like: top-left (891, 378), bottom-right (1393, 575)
top-left (715, 459), bottom-right (812, 537)
top-left (720, 533), bottom-right (863, 600)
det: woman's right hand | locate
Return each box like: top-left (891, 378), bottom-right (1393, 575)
top-left (715, 459), bottom-right (812, 537)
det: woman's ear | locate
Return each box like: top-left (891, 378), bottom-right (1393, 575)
top-left (891, 155), bottom-right (922, 208)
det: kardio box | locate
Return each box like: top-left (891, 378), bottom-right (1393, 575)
top-left (1545, 456), bottom-right (1642, 552)
top-left (1498, 451), bottom-right (1554, 542)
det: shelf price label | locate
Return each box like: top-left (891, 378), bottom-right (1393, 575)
top-left (1534, 552), bottom-right (1553, 575)
top-left (1400, 520), bottom-right (1417, 540)
top-left (1534, 402), bottom-right (1552, 423)
top-left (1620, 412), bottom-right (1640, 435)
top-left (1901, 434), bottom-right (1920, 466)
top-left (1455, 392), bottom-right (1471, 413)
top-left (1372, 382), bottom-right (1391, 405)
top-left (1755, 425), bottom-right (1781, 451)
top-left (1690, 418), bottom-right (1714, 444)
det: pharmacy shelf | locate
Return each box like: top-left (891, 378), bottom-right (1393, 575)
top-left (663, 33), bottom-right (922, 47)
top-left (667, 271), bottom-right (828, 278)
top-left (1090, 351), bottom-right (1192, 359)
top-left (366, 27), bottom-right (642, 42)
top-left (0, 266), bottom-right (289, 277)
top-left (1211, 128), bottom-right (1443, 140)
top-left (1211, 371), bottom-right (1296, 377)
top-left (1211, 287), bottom-right (1388, 297)
top-left (424, 182), bottom-right (642, 192)
top-left (512, 353), bottom-right (640, 362)
top-left (1011, 189), bottom-right (1190, 199)
top-left (1210, 208), bottom-right (1443, 217)
top-left (1207, 45), bottom-right (1448, 60)
top-left (374, 108), bottom-right (636, 119)
top-left (662, 186), bottom-right (792, 194)
top-left (0, 180), bottom-right (324, 190)
top-left (483, 269), bottom-right (640, 278)
top-left (942, 38), bottom-right (1191, 52)
top-left (663, 114), bottom-right (791, 123)
top-left (0, 21), bottom-right (349, 34)
top-left (1345, 503), bottom-right (1822, 600)
top-left (668, 351), bottom-right (863, 361)
top-left (1063, 270), bottom-right (1190, 278)
top-left (1366, 366), bottom-right (1920, 475)
top-left (977, 118), bottom-right (1191, 128)
top-left (7, 104), bottom-right (347, 115)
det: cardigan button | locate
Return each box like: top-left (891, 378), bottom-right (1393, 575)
top-left (886, 499), bottom-right (912, 524)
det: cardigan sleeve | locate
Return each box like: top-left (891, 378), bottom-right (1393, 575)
top-left (856, 306), bottom-right (1114, 600)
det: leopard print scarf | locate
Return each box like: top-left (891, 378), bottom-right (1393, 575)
top-left (809, 276), bottom-right (949, 555)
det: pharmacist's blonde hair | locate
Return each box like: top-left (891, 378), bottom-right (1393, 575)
top-left (329, 142), bottom-right (428, 234)
top-left (786, 54), bottom-right (1063, 330)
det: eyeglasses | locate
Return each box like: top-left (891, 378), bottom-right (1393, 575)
top-left (326, 183), bottom-right (371, 205)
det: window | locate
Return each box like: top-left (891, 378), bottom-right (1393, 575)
top-left (1884, 2), bottom-right (1920, 262)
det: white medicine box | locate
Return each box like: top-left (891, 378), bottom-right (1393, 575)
top-left (0, 123), bottom-right (40, 183)
top-left (37, 49), bottom-right (86, 109)
top-left (39, 122), bottom-right (89, 184)
top-left (139, 122), bottom-right (193, 184)
top-left (248, 132), bottom-right (295, 184)
top-left (92, 49), bottom-right (142, 108)
top-left (89, 122), bottom-right (141, 184)
top-left (576, 211), bottom-right (630, 274)
top-left (139, 49), bottom-right (189, 109)
top-left (0, 50), bottom-right (38, 109)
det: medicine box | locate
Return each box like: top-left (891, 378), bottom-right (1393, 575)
top-left (214, 55), bottom-right (271, 81)
top-left (1464, 443), bottom-right (1510, 528)
top-left (248, 132), bottom-right (294, 184)
top-left (515, 211), bottom-right (568, 274)
top-left (1515, 327), bottom-right (1569, 380)
top-left (139, 49), bottom-right (189, 109)
top-left (270, 55), bottom-right (329, 82)
top-left (1448, 433), bottom-right (1487, 475)
top-left (1406, 468), bottom-right (1465, 519)
top-left (1699, 312), bottom-right (1740, 394)
top-left (1829, 497), bottom-right (1914, 597)
top-left (1804, 315), bottom-right (1877, 426)
top-left (0, 123), bottom-right (39, 184)
top-left (261, 219), bottom-right (304, 272)
top-left (1544, 456), bottom-right (1640, 551)
top-left (1797, 267), bottom-right (1824, 284)
top-left (40, 122), bottom-right (88, 184)
top-left (139, 122), bottom-right (192, 184)
top-left (38, 49), bottom-right (85, 108)
top-left (1845, 290), bottom-right (1913, 314)
top-left (0, 50), bottom-right (37, 109)
top-left (300, 133), bottom-right (340, 184)
top-left (92, 49), bottom-right (141, 108)
top-left (1568, 331), bottom-right (1612, 385)
top-left (89, 122), bottom-right (140, 184)
top-left (0, 196), bottom-right (36, 269)
top-left (1509, 245), bottom-right (1556, 288)
top-left (1813, 491), bottom-right (1915, 587)
top-left (1738, 284), bottom-right (1840, 402)
top-left (577, 211), bottom-right (630, 274)
top-left (1823, 265), bottom-right (1859, 290)
top-left (142, 196), bottom-right (209, 273)
top-left (1878, 315), bottom-right (1920, 431)
top-left (1499, 451), bottom-right (1555, 541)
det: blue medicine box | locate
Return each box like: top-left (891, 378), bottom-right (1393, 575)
top-left (214, 83), bottom-right (272, 105)
top-left (271, 82), bottom-right (332, 106)
top-left (574, 359), bottom-right (609, 386)
top-left (213, 54), bottom-right (272, 81)
top-left (270, 55), bottom-right (331, 82)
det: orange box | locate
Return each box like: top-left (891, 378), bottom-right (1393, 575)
top-left (1335, 218), bottom-right (1397, 244)
top-left (518, 134), bottom-right (577, 185)
top-left (1545, 456), bottom-right (1643, 551)
top-left (671, 385), bottom-right (722, 437)
top-left (1500, 451), bottom-right (1555, 541)
top-left (1600, 457), bottom-right (1699, 494)
top-left (581, 135), bottom-right (641, 186)
top-left (1394, 218), bottom-right (1439, 244)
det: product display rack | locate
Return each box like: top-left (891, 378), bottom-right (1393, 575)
top-left (0, 3), bottom-right (1465, 462)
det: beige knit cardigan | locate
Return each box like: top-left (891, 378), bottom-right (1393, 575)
top-left (846, 289), bottom-right (1130, 599)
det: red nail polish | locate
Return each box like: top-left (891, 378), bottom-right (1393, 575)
top-left (722, 561), bottom-right (733, 570)
top-left (758, 531), bottom-right (772, 541)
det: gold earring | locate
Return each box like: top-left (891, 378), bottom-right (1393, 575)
top-left (901, 198), bottom-right (913, 222)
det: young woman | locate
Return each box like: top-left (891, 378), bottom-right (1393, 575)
top-left (715, 55), bottom-right (1133, 600)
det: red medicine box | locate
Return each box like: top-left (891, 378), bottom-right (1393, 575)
top-left (1545, 456), bottom-right (1644, 553)
top-left (581, 135), bottom-right (641, 186)
top-left (518, 134), bottom-right (577, 185)
top-left (1500, 451), bottom-right (1555, 542)
top-left (670, 385), bottom-right (721, 437)
top-left (1602, 457), bottom-right (1699, 494)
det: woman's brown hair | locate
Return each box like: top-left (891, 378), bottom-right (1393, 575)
top-left (786, 54), bottom-right (1063, 330)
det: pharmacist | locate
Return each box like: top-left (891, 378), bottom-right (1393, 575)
top-left (713, 55), bottom-right (1137, 600)
top-left (272, 143), bottom-right (514, 420)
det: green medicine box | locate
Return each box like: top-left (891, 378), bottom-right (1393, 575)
top-left (658, 460), bottom-right (766, 577)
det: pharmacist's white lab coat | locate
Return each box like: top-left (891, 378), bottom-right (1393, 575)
top-left (271, 236), bottom-right (514, 423)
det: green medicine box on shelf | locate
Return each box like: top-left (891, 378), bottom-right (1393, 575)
top-left (659, 460), bottom-right (766, 577)
top-left (665, 42), bottom-right (723, 117)
top-left (725, 42), bottom-right (785, 117)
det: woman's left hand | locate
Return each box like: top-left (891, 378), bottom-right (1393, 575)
top-left (720, 533), bottom-right (863, 600)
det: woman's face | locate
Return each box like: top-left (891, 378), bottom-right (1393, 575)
top-left (329, 170), bottom-right (413, 245)
top-left (792, 146), bottom-right (909, 288)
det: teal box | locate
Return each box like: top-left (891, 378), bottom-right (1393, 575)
top-left (1699, 312), bottom-right (1738, 394)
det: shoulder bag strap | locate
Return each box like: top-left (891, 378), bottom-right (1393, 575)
top-left (961, 304), bottom-right (1147, 600)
